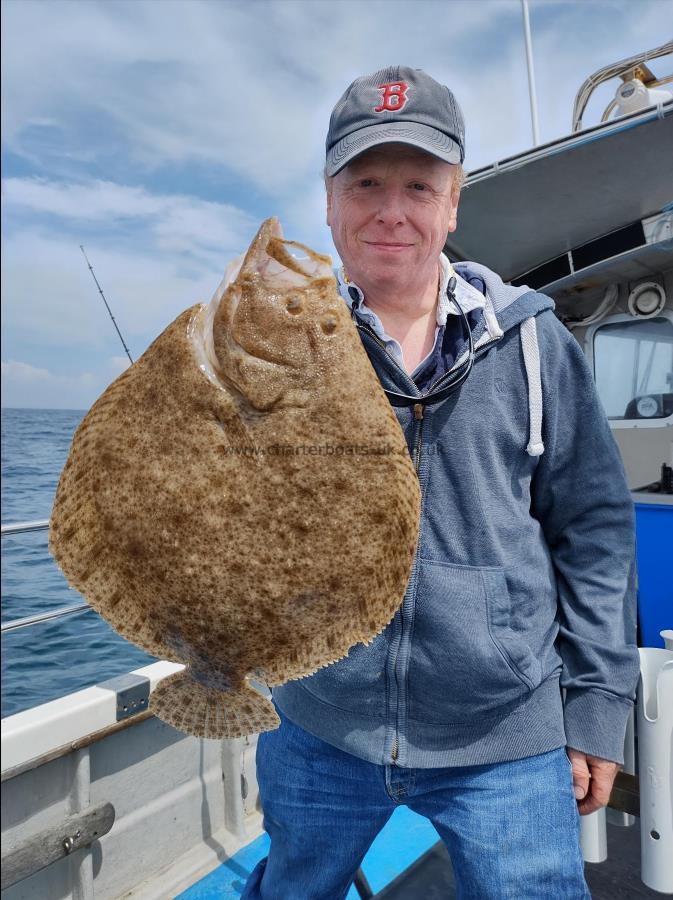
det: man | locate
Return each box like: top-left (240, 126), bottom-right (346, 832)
top-left (241, 66), bottom-right (640, 899)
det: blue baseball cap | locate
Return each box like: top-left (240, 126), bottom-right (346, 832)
top-left (325, 65), bottom-right (466, 176)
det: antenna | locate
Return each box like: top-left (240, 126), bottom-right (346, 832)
top-left (520, 0), bottom-right (540, 146)
top-left (80, 245), bottom-right (134, 364)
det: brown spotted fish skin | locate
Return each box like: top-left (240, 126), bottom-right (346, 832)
top-left (48, 218), bottom-right (421, 740)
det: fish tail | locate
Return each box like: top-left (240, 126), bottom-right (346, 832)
top-left (150, 670), bottom-right (280, 739)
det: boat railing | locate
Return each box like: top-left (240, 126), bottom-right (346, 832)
top-left (1, 519), bottom-right (50, 535)
top-left (1, 518), bottom-right (91, 632)
top-left (572, 39), bottom-right (673, 131)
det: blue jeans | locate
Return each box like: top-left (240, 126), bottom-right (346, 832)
top-left (241, 702), bottom-right (591, 900)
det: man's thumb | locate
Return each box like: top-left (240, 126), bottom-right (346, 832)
top-left (571, 756), bottom-right (590, 799)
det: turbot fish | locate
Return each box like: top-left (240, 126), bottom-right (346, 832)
top-left (48, 218), bottom-right (421, 740)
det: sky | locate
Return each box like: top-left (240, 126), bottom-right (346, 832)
top-left (2, 0), bottom-right (671, 409)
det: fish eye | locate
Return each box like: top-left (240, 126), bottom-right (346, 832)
top-left (320, 315), bottom-right (338, 335)
top-left (285, 296), bottom-right (303, 314)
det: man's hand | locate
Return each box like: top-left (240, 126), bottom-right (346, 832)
top-left (566, 747), bottom-right (621, 816)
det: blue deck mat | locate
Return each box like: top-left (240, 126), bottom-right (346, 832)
top-left (176, 805), bottom-right (440, 899)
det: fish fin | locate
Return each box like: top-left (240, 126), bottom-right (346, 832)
top-left (149, 670), bottom-right (280, 739)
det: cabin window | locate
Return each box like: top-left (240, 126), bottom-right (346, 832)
top-left (593, 316), bottom-right (673, 421)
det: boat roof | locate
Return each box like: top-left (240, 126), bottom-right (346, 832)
top-left (444, 101), bottom-right (673, 285)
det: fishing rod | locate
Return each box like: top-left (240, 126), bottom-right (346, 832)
top-left (79, 245), bottom-right (134, 364)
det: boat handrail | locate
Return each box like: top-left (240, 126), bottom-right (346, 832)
top-left (1, 519), bottom-right (50, 535)
top-left (573, 39), bottom-right (673, 132)
top-left (2, 603), bottom-right (91, 634)
top-left (1, 518), bottom-right (91, 632)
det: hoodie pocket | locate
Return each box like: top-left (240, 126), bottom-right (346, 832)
top-left (299, 618), bottom-right (394, 718)
top-left (408, 559), bottom-right (543, 724)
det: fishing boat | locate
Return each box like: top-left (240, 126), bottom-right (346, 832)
top-left (2, 43), bottom-right (672, 900)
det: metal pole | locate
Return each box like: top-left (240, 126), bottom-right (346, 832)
top-left (521, 0), bottom-right (541, 146)
top-left (1, 603), bottom-right (91, 634)
top-left (69, 748), bottom-right (95, 900)
top-left (1, 519), bottom-right (49, 535)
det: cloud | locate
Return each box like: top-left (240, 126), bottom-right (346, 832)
top-left (1, 0), bottom-right (523, 190)
top-left (2, 226), bottom-right (217, 350)
top-left (2, 0), bottom-right (671, 410)
top-left (0, 173), bottom-right (324, 409)
top-left (1, 355), bottom-right (136, 410)
top-left (1, 177), bottom-right (261, 355)
top-left (1, 359), bottom-right (98, 409)
top-left (3, 176), bottom-right (258, 265)
top-left (3, 0), bottom-right (670, 192)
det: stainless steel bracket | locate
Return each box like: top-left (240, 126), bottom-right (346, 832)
top-left (99, 673), bottom-right (150, 720)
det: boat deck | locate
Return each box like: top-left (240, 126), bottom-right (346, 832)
top-left (176, 806), bottom-right (660, 899)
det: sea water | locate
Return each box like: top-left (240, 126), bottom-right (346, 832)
top-left (1, 408), bottom-right (156, 718)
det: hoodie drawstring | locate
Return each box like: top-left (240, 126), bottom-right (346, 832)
top-left (520, 317), bottom-right (545, 457)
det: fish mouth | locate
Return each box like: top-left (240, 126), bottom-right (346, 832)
top-left (190, 218), bottom-right (334, 393)
top-left (239, 217), bottom-right (333, 286)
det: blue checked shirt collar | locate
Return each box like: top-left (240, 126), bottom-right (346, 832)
top-left (334, 253), bottom-right (485, 374)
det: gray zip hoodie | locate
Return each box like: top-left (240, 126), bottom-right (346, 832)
top-left (272, 259), bottom-right (640, 767)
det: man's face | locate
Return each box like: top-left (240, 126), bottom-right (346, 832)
top-left (325, 143), bottom-right (460, 294)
